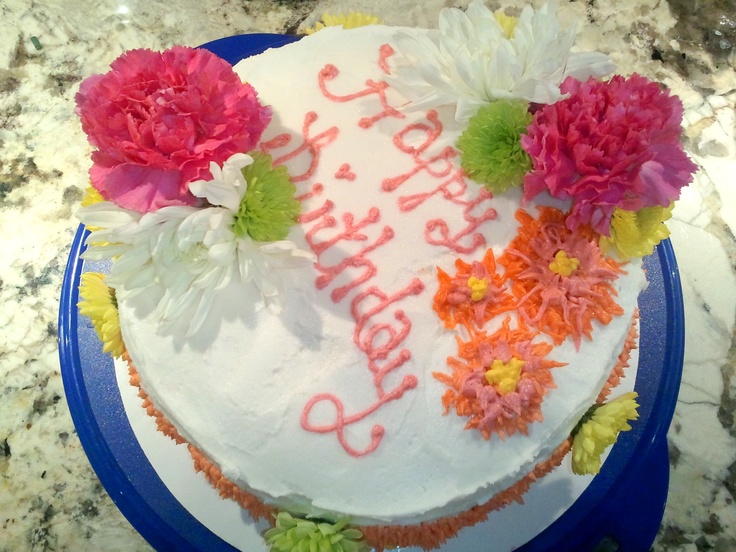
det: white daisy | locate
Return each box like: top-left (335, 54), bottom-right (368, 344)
top-left (78, 154), bottom-right (314, 336)
top-left (389, 0), bottom-right (614, 122)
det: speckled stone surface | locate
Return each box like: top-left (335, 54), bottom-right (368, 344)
top-left (1, 1), bottom-right (734, 551)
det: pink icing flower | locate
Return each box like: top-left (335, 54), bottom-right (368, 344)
top-left (459, 340), bottom-right (542, 437)
top-left (76, 47), bottom-right (272, 212)
top-left (521, 74), bottom-right (697, 235)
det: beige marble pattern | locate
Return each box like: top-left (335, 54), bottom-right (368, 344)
top-left (1, 0), bottom-right (734, 550)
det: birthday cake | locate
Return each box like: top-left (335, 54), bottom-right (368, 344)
top-left (74, 2), bottom-right (696, 551)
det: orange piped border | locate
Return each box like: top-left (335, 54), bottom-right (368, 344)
top-left (121, 311), bottom-right (637, 550)
top-left (122, 352), bottom-right (275, 521)
top-left (360, 438), bottom-right (572, 551)
top-left (596, 310), bottom-right (639, 404)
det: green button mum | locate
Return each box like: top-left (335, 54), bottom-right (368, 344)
top-left (457, 99), bottom-right (533, 193)
top-left (264, 512), bottom-right (369, 552)
top-left (232, 152), bottom-right (301, 242)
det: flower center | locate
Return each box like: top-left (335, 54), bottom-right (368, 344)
top-left (494, 11), bottom-right (517, 39)
top-left (467, 276), bottom-right (488, 301)
top-left (230, 152), bottom-right (301, 242)
top-left (179, 242), bottom-right (208, 264)
top-left (484, 357), bottom-right (524, 395)
top-left (549, 250), bottom-right (580, 277)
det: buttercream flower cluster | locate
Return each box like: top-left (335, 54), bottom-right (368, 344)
top-left (571, 392), bottom-right (640, 475)
top-left (433, 207), bottom-right (627, 440)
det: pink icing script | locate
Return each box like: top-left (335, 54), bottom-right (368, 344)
top-left (334, 163), bottom-right (356, 181)
top-left (267, 45), bottom-right (494, 457)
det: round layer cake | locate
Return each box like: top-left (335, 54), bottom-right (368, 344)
top-left (115, 24), bottom-right (646, 528)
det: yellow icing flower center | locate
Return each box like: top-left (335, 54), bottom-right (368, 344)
top-left (484, 357), bottom-right (525, 395)
top-left (549, 250), bottom-right (580, 276)
top-left (494, 10), bottom-right (517, 39)
top-left (467, 276), bottom-right (488, 301)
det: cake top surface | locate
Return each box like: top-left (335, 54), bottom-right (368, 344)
top-left (73, 0), bottom-right (696, 547)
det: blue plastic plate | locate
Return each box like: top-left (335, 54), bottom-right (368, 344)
top-left (58, 34), bottom-right (685, 552)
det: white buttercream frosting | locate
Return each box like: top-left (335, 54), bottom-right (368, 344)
top-left (117, 25), bottom-right (647, 526)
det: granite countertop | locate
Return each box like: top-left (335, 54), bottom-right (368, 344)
top-left (1, 0), bottom-right (735, 550)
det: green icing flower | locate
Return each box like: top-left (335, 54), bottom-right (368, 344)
top-left (457, 99), bottom-right (533, 193)
top-left (264, 512), bottom-right (369, 552)
top-left (232, 152), bottom-right (300, 242)
top-left (571, 392), bottom-right (640, 475)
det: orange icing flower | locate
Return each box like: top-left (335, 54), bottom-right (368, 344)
top-left (433, 318), bottom-right (565, 440)
top-left (434, 248), bottom-right (514, 329)
top-left (498, 207), bottom-right (625, 348)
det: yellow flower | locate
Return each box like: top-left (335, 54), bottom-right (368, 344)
top-left (81, 185), bottom-right (105, 207)
top-left (599, 204), bottom-right (673, 261)
top-left (78, 272), bottom-right (125, 358)
top-left (571, 392), bottom-right (639, 475)
top-left (305, 12), bottom-right (381, 35)
top-left (81, 185), bottom-right (106, 233)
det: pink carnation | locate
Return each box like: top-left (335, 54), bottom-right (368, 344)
top-left (521, 74), bottom-right (697, 235)
top-left (76, 47), bottom-right (271, 213)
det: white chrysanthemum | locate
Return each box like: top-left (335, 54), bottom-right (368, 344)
top-left (389, 0), bottom-right (614, 122)
top-left (77, 154), bottom-right (314, 336)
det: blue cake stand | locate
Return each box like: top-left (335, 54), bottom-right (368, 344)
top-left (58, 34), bottom-right (685, 552)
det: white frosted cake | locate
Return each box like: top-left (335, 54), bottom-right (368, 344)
top-left (75, 2), bottom-right (695, 550)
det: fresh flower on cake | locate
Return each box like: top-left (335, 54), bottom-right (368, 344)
top-left (265, 512), bottom-right (368, 552)
top-left (75, 46), bottom-right (271, 213)
top-left (305, 12), bottom-right (381, 35)
top-left (388, 0), bottom-right (614, 123)
top-left (455, 99), bottom-right (532, 193)
top-left (80, 185), bottom-right (104, 207)
top-left (78, 153), bottom-right (313, 336)
top-left (77, 272), bottom-right (125, 358)
top-left (76, 47), bottom-right (313, 337)
top-left (600, 204), bottom-right (674, 260)
top-left (521, 74), bottom-right (697, 237)
top-left (571, 392), bottom-right (640, 475)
